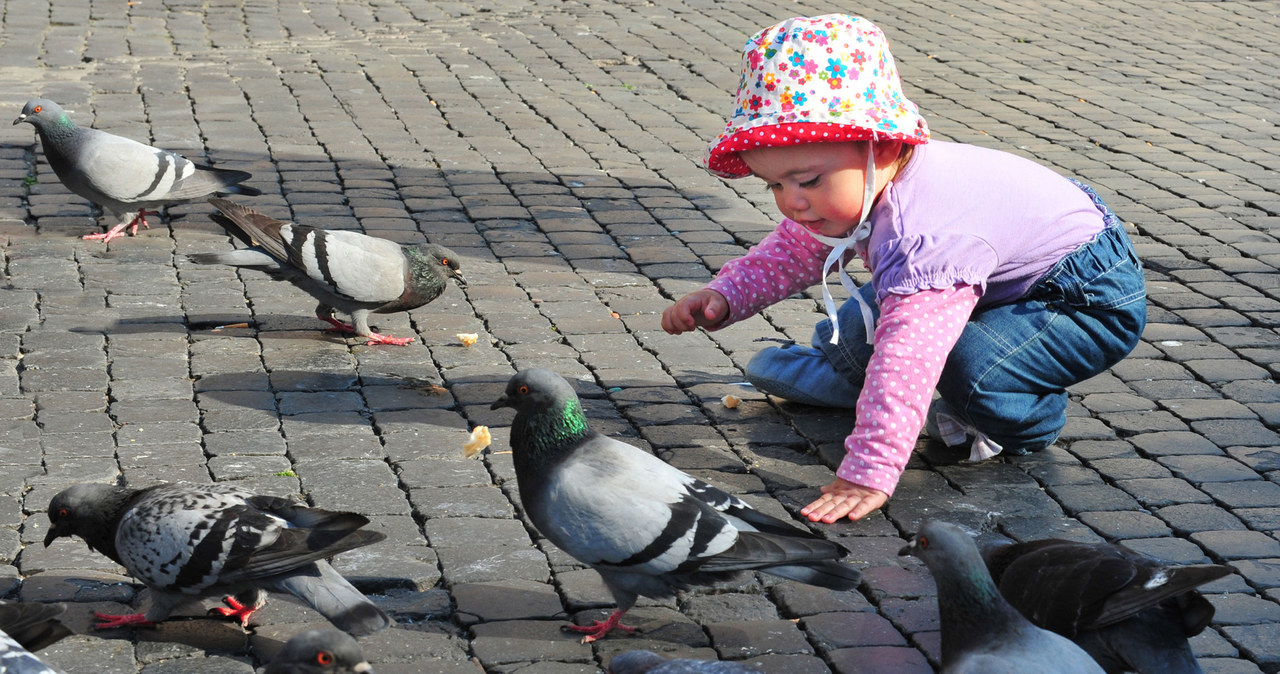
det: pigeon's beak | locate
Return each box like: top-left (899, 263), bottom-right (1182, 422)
top-left (43, 523), bottom-right (64, 547)
top-left (490, 393), bottom-right (511, 411)
top-left (453, 269), bottom-right (467, 286)
top-left (12, 114), bottom-right (26, 126)
top-left (353, 662), bottom-right (373, 673)
top-left (897, 538), bottom-right (917, 557)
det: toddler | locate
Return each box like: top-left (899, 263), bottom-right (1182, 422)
top-left (661, 14), bottom-right (1146, 523)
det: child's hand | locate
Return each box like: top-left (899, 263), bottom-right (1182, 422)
top-left (661, 289), bottom-right (729, 334)
top-left (802, 479), bottom-right (888, 523)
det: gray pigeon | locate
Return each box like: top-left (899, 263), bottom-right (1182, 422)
top-left (490, 369), bottom-right (862, 643)
top-left (189, 198), bottom-right (464, 346)
top-left (44, 482), bottom-right (392, 636)
top-left (982, 538), bottom-right (1230, 674)
top-left (609, 650), bottom-right (761, 674)
top-left (899, 520), bottom-right (1105, 674)
top-left (14, 98), bottom-right (261, 243)
top-left (0, 601), bottom-right (71, 652)
top-left (0, 630), bottom-right (60, 674)
top-left (263, 629), bottom-right (372, 674)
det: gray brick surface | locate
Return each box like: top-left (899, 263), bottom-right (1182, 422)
top-left (2, 0), bottom-right (1279, 672)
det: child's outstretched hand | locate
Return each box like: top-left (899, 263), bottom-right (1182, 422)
top-left (661, 289), bottom-right (729, 334)
top-left (802, 478), bottom-right (888, 523)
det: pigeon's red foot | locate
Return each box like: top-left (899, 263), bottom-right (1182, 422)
top-left (84, 209), bottom-right (157, 243)
top-left (209, 595), bottom-right (259, 627)
top-left (92, 612), bottom-right (154, 630)
top-left (363, 331), bottom-right (414, 346)
top-left (562, 609), bottom-right (635, 643)
top-left (319, 315), bottom-right (357, 333)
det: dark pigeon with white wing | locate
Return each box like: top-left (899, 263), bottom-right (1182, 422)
top-left (14, 98), bottom-right (261, 243)
top-left (263, 628), bottom-right (372, 674)
top-left (189, 198), bottom-right (463, 346)
top-left (44, 482), bottom-right (392, 636)
top-left (982, 538), bottom-right (1230, 674)
top-left (490, 369), bottom-right (862, 642)
top-left (900, 520), bottom-right (1105, 674)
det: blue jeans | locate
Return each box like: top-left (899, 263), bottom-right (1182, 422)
top-left (747, 183), bottom-right (1147, 452)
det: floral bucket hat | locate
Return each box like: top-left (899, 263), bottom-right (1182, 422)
top-left (704, 14), bottom-right (930, 179)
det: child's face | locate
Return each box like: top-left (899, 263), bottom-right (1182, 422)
top-left (741, 141), bottom-right (873, 238)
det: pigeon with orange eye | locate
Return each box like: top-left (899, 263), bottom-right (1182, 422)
top-left (263, 629), bottom-right (372, 674)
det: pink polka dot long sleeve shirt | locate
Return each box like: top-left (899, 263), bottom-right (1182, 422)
top-left (704, 140), bottom-right (1108, 496)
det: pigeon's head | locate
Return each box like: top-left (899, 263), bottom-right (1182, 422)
top-left (490, 368), bottom-right (579, 415)
top-left (898, 520), bottom-right (980, 566)
top-left (13, 99), bottom-right (69, 129)
top-left (45, 483), bottom-right (131, 549)
top-left (266, 629), bottom-right (372, 674)
top-left (409, 243), bottom-right (465, 285)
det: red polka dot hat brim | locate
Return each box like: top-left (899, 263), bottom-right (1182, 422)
top-left (705, 121), bottom-right (924, 179)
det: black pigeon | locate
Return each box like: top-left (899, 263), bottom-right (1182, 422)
top-left (900, 520), bottom-right (1104, 673)
top-left (263, 629), bottom-right (372, 674)
top-left (44, 482), bottom-right (392, 636)
top-left (189, 198), bottom-right (463, 346)
top-left (982, 538), bottom-right (1231, 674)
top-left (14, 98), bottom-right (261, 243)
top-left (609, 650), bottom-right (762, 674)
top-left (491, 369), bottom-right (862, 642)
top-left (0, 601), bottom-right (71, 652)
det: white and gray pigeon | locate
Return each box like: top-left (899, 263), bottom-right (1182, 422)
top-left (44, 482), bottom-right (392, 636)
top-left (609, 650), bottom-right (762, 674)
top-left (0, 630), bottom-right (60, 674)
top-left (263, 629), bottom-right (372, 674)
top-left (982, 538), bottom-right (1231, 674)
top-left (490, 368), bottom-right (862, 643)
top-left (899, 520), bottom-right (1105, 674)
top-left (189, 198), bottom-right (464, 346)
top-left (14, 98), bottom-right (261, 243)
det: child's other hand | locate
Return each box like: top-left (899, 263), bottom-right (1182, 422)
top-left (661, 289), bottom-right (729, 334)
top-left (802, 479), bottom-right (888, 523)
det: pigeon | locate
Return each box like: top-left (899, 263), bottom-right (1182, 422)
top-left (44, 482), bottom-right (392, 636)
top-left (981, 538), bottom-right (1231, 674)
top-left (263, 629), bottom-right (372, 674)
top-left (609, 650), bottom-right (762, 674)
top-left (188, 198), bottom-right (464, 346)
top-left (0, 601), bottom-right (71, 652)
top-left (0, 630), bottom-right (60, 674)
top-left (490, 369), bottom-right (862, 643)
top-left (13, 98), bottom-right (261, 243)
top-left (899, 520), bottom-right (1105, 674)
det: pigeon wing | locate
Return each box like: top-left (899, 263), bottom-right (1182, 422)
top-left (533, 434), bottom-right (740, 577)
top-left (69, 130), bottom-right (200, 204)
top-left (278, 226), bottom-right (408, 304)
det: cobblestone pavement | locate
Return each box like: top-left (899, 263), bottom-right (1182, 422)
top-left (0, 0), bottom-right (1278, 672)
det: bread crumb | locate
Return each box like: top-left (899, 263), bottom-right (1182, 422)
top-left (722, 394), bottom-right (741, 409)
top-left (464, 425), bottom-right (492, 458)
top-left (457, 333), bottom-right (479, 347)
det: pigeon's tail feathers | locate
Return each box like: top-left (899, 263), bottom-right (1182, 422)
top-left (692, 530), bottom-right (859, 590)
top-left (207, 198), bottom-right (290, 260)
top-left (187, 250), bottom-right (278, 268)
top-left (222, 183), bottom-right (262, 197)
top-left (165, 166), bottom-right (257, 201)
top-left (763, 560), bottom-right (862, 591)
top-left (270, 562), bottom-right (392, 636)
top-left (1094, 564), bottom-right (1231, 630)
